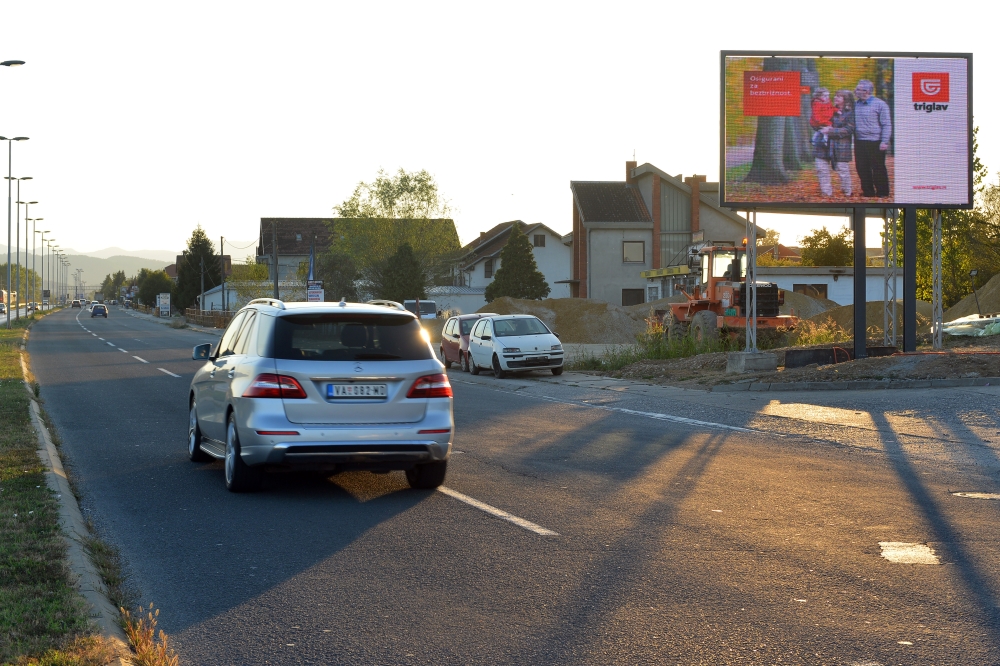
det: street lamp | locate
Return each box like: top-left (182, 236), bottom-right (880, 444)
top-left (35, 227), bottom-right (52, 309)
top-left (48, 241), bottom-right (56, 309)
top-left (9, 183), bottom-right (35, 317)
top-left (28, 217), bottom-right (41, 308)
top-left (1, 136), bottom-right (28, 328)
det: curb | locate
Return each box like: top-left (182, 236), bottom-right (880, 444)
top-left (710, 376), bottom-right (1000, 392)
top-left (19, 330), bottom-right (134, 665)
top-left (122, 308), bottom-right (222, 337)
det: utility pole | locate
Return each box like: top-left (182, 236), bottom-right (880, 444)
top-left (200, 255), bottom-right (205, 313)
top-left (220, 236), bottom-right (226, 312)
top-left (272, 221), bottom-right (279, 300)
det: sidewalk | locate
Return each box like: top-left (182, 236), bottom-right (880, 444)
top-left (119, 307), bottom-right (223, 337)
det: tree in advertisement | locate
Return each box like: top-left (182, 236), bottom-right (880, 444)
top-left (136, 270), bottom-right (174, 308)
top-left (175, 225), bottom-right (221, 310)
top-left (484, 224), bottom-right (550, 302)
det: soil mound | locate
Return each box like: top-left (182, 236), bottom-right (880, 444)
top-left (945, 272), bottom-right (1000, 321)
top-left (479, 297), bottom-right (652, 344)
top-left (807, 300), bottom-right (933, 336)
top-left (780, 291), bottom-right (838, 319)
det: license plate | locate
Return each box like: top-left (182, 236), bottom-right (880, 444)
top-left (328, 383), bottom-right (387, 398)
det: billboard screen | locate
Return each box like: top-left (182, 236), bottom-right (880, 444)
top-left (721, 52), bottom-right (972, 209)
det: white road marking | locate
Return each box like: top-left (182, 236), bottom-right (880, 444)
top-left (106, 342), bottom-right (115, 346)
top-left (953, 492), bottom-right (1000, 500)
top-left (133, 356), bottom-right (149, 363)
top-left (878, 542), bottom-right (940, 565)
top-left (158, 368), bottom-right (181, 378)
top-left (538, 395), bottom-right (755, 434)
top-left (92, 333), bottom-right (97, 337)
top-left (438, 486), bottom-right (558, 536)
top-left (98, 337), bottom-right (104, 340)
top-left (118, 348), bottom-right (128, 353)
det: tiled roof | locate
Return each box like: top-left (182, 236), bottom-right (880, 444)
top-left (458, 221), bottom-right (526, 268)
top-left (571, 182), bottom-right (651, 224)
top-left (258, 218), bottom-right (333, 257)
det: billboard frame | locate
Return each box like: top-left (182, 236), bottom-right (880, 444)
top-left (720, 50), bottom-right (973, 210)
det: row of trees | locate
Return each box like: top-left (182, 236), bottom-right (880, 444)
top-left (0, 264), bottom-right (42, 300)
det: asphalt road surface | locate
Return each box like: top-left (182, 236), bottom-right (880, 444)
top-left (29, 307), bottom-right (1000, 665)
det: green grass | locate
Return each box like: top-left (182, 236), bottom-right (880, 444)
top-left (0, 315), bottom-right (108, 665)
top-left (567, 320), bottom-right (740, 373)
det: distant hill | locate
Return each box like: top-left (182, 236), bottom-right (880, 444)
top-left (76, 246), bottom-right (182, 263)
top-left (60, 254), bottom-right (170, 293)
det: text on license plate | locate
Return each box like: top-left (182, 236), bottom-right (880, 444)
top-left (328, 384), bottom-right (388, 398)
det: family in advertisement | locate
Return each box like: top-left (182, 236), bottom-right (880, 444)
top-left (724, 55), bottom-right (969, 207)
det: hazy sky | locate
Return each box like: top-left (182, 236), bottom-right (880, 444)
top-left (1, 1), bottom-right (993, 257)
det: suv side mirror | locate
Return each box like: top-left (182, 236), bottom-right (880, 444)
top-left (192, 343), bottom-right (213, 361)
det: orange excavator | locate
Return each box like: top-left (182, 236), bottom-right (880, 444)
top-left (664, 244), bottom-right (797, 342)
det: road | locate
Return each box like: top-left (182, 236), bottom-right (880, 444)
top-left (29, 307), bottom-right (1000, 664)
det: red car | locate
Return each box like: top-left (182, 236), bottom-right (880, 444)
top-left (439, 313), bottom-right (497, 372)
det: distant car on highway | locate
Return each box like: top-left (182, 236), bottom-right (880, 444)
top-left (439, 313), bottom-right (497, 372)
top-left (467, 314), bottom-right (564, 378)
top-left (187, 298), bottom-right (454, 492)
top-left (91, 304), bottom-right (108, 318)
top-left (72, 300), bottom-right (82, 308)
top-left (0, 303), bottom-right (6, 315)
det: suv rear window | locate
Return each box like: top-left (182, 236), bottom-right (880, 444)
top-left (272, 313), bottom-right (432, 361)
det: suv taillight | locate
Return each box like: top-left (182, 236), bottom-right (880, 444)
top-left (406, 373), bottom-right (453, 399)
top-left (243, 374), bottom-right (307, 399)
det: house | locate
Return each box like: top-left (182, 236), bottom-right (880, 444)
top-left (568, 161), bottom-right (750, 306)
top-left (257, 218), bottom-right (333, 281)
top-left (435, 221), bottom-right (571, 314)
top-left (758, 266), bottom-right (902, 306)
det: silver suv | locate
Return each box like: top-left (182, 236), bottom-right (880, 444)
top-left (188, 299), bottom-right (454, 492)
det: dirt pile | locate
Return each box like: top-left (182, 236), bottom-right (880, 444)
top-left (480, 297), bottom-right (650, 343)
top-left (945, 272), bottom-right (1000, 321)
top-left (807, 300), bottom-right (933, 336)
top-left (780, 291), bottom-right (838, 319)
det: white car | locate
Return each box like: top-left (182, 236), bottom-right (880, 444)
top-left (467, 315), bottom-right (564, 378)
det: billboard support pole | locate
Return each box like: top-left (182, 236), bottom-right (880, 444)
top-left (883, 209), bottom-right (898, 346)
top-left (745, 210), bottom-right (757, 353)
top-left (853, 208), bottom-right (867, 360)
top-left (903, 207), bottom-right (917, 351)
top-left (932, 209), bottom-right (943, 349)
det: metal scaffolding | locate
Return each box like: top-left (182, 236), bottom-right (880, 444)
top-left (745, 210), bottom-right (757, 352)
top-left (882, 209), bottom-right (898, 346)
top-left (932, 209), bottom-right (943, 349)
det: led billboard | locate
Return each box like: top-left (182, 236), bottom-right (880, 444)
top-left (721, 52), bottom-right (972, 209)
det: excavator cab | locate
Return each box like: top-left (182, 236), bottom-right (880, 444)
top-left (703, 248), bottom-right (746, 285)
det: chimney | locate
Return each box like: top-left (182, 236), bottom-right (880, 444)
top-left (625, 160), bottom-right (637, 186)
top-left (684, 175), bottom-right (707, 233)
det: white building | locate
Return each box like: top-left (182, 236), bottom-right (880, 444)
top-left (439, 221), bottom-right (571, 314)
top-left (758, 266), bottom-right (903, 306)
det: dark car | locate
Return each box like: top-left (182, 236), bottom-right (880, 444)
top-left (91, 304), bottom-right (108, 318)
top-left (439, 313), bottom-right (497, 372)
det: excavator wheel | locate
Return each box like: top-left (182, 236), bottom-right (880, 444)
top-left (665, 311), bottom-right (689, 342)
top-left (690, 310), bottom-right (718, 346)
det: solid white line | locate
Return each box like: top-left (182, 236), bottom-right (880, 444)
top-left (158, 368), bottom-right (181, 378)
top-left (118, 348), bottom-right (128, 353)
top-left (535, 394), bottom-right (754, 433)
top-left (438, 486), bottom-right (558, 536)
top-left (133, 356), bottom-right (149, 363)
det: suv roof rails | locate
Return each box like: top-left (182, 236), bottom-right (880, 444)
top-left (247, 298), bottom-right (286, 310)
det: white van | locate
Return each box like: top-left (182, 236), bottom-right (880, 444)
top-left (403, 300), bottom-right (437, 319)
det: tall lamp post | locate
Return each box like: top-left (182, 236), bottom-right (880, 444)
top-left (48, 241), bottom-right (56, 308)
top-left (11, 189), bottom-right (36, 317)
top-left (1, 136), bottom-right (28, 328)
top-left (28, 218), bottom-right (41, 308)
top-left (37, 229), bottom-right (48, 309)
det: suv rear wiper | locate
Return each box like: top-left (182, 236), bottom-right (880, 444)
top-left (353, 352), bottom-right (402, 360)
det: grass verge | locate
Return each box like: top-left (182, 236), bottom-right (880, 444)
top-left (0, 317), bottom-right (97, 663)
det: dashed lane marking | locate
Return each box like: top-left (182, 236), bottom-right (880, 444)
top-left (106, 342), bottom-right (115, 347)
top-left (98, 337), bottom-right (104, 340)
top-left (158, 368), bottom-right (181, 378)
top-left (438, 486), bottom-right (558, 536)
top-left (118, 348), bottom-right (128, 353)
top-left (133, 356), bottom-right (149, 363)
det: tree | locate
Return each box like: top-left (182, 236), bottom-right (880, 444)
top-left (484, 224), bottom-right (550, 302)
top-left (328, 168), bottom-right (461, 294)
top-left (137, 270), bottom-right (174, 308)
top-left (799, 226), bottom-right (853, 266)
top-left (297, 251), bottom-right (358, 302)
top-left (175, 226), bottom-right (220, 310)
top-left (372, 243), bottom-right (426, 303)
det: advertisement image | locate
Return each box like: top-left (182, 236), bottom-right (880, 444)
top-left (721, 53), bottom-right (971, 208)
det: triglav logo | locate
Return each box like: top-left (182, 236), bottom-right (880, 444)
top-left (912, 72), bottom-right (950, 112)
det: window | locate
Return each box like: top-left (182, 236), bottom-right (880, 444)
top-left (623, 241), bottom-right (645, 263)
top-left (471, 319), bottom-right (486, 337)
top-left (295, 233), bottom-right (302, 242)
top-left (622, 289), bottom-right (645, 307)
top-left (493, 317), bottom-right (551, 337)
top-left (482, 320), bottom-right (493, 338)
top-left (444, 319), bottom-right (457, 337)
top-left (232, 312), bottom-right (257, 355)
top-left (460, 318), bottom-right (478, 335)
top-left (646, 285), bottom-right (660, 302)
top-left (793, 284), bottom-right (828, 299)
top-left (484, 259), bottom-right (494, 278)
top-left (533, 234), bottom-right (545, 247)
top-left (217, 311), bottom-right (247, 357)
top-left (272, 313), bottom-right (432, 361)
